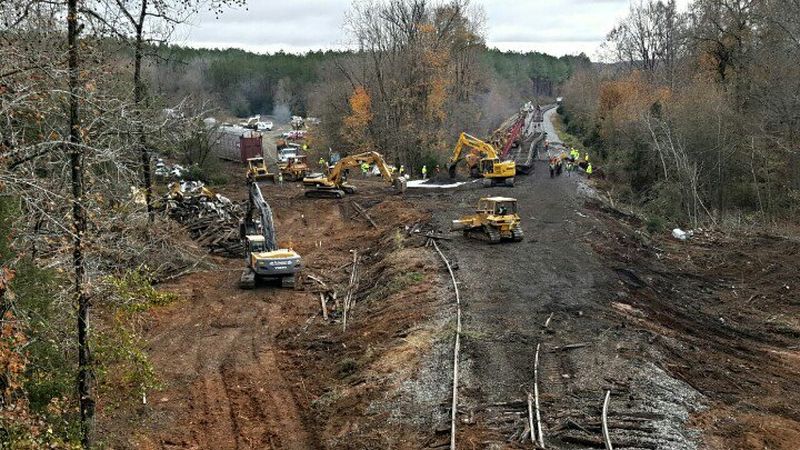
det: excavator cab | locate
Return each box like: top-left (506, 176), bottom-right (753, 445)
top-left (481, 158), bottom-right (516, 187)
top-left (451, 197), bottom-right (524, 243)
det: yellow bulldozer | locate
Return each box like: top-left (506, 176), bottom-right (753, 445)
top-left (451, 197), bottom-right (524, 243)
top-left (246, 156), bottom-right (276, 183)
top-left (279, 155), bottom-right (311, 181)
top-left (302, 151), bottom-right (407, 198)
top-left (448, 132), bottom-right (516, 187)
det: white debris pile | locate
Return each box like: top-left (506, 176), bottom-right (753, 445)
top-left (671, 228), bottom-right (695, 241)
top-left (155, 158), bottom-right (188, 178)
top-left (160, 181), bottom-right (244, 257)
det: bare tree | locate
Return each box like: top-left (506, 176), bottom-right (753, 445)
top-left (81, 0), bottom-right (245, 221)
top-left (605, 0), bottom-right (685, 86)
top-left (338, 0), bottom-right (486, 170)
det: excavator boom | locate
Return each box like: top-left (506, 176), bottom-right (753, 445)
top-left (447, 133), bottom-right (516, 186)
top-left (303, 151), bottom-right (406, 198)
top-left (246, 180), bottom-right (278, 250)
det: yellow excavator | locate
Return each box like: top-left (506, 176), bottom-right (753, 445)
top-left (239, 180), bottom-right (301, 288)
top-left (448, 132), bottom-right (516, 187)
top-left (302, 151), bottom-right (407, 198)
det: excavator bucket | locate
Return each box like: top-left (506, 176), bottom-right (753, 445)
top-left (448, 163), bottom-right (457, 179)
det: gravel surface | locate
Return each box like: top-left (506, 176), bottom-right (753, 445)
top-left (411, 160), bottom-right (703, 449)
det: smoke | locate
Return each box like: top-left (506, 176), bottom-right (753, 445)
top-left (476, 78), bottom-right (517, 135)
top-left (272, 77), bottom-right (293, 123)
top-left (272, 103), bottom-right (291, 123)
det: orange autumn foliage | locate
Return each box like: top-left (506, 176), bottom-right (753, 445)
top-left (343, 86), bottom-right (373, 151)
top-left (598, 71), bottom-right (672, 124)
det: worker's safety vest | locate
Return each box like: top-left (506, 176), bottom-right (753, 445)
top-left (586, 164), bottom-right (593, 174)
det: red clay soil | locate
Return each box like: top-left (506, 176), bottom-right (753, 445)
top-left (587, 200), bottom-right (800, 449)
top-left (124, 179), bottom-right (449, 449)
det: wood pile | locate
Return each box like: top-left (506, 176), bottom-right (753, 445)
top-left (161, 187), bottom-right (245, 258)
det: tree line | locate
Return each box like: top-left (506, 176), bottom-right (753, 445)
top-left (148, 33), bottom-right (586, 136)
top-left (561, 0), bottom-right (799, 227)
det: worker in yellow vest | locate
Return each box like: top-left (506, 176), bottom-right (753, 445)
top-left (586, 163), bottom-right (593, 179)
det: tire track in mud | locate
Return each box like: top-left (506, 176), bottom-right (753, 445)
top-left (143, 269), bottom-right (314, 450)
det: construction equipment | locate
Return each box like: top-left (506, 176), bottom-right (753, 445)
top-left (451, 197), bottom-right (524, 243)
top-left (239, 180), bottom-right (301, 289)
top-left (246, 156), bottom-right (276, 183)
top-left (291, 116), bottom-right (305, 130)
top-left (279, 155), bottom-right (311, 181)
top-left (448, 133), bottom-right (516, 187)
top-left (302, 151), bottom-right (407, 199)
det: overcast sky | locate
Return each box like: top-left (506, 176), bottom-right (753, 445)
top-left (178, 0), bottom-right (690, 59)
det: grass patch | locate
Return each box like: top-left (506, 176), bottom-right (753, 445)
top-left (336, 358), bottom-right (359, 378)
top-left (365, 270), bottom-right (426, 303)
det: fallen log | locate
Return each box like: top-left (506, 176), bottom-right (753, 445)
top-left (352, 202), bottom-right (377, 228)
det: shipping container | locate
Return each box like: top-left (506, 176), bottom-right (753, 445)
top-left (213, 128), bottom-right (264, 162)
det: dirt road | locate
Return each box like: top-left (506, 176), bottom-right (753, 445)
top-left (140, 266), bottom-right (316, 449)
top-left (416, 163), bottom-right (702, 449)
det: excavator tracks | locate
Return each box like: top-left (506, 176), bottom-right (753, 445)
top-left (304, 189), bottom-right (346, 199)
top-left (280, 276), bottom-right (296, 288)
top-left (239, 269), bottom-right (256, 289)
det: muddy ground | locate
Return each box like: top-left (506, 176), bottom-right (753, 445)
top-left (115, 156), bottom-right (800, 449)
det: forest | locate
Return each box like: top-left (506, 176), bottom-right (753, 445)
top-left (2, 0), bottom-right (799, 448)
top-left (560, 0), bottom-right (800, 226)
top-left (149, 44), bottom-right (582, 120)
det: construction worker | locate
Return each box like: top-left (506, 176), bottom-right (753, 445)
top-left (586, 163), bottom-right (593, 179)
top-left (584, 152), bottom-right (590, 162)
top-left (435, 164), bottom-right (441, 175)
top-left (565, 160), bottom-right (573, 177)
top-left (399, 165), bottom-right (406, 177)
top-left (360, 161), bottom-right (369, 177)
top-left (277, 171), bottom-right (284, 186)
top-left (422, 165), bottom-right (428, 180)
top-left (318, 157), bottom-right (326, 168)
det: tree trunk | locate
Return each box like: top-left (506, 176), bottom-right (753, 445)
top-left (134, 0), bottom-right (153, 221)
top-left (67, 0), bottom-right (94, 447)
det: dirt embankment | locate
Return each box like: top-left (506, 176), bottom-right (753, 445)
top-left (588, 201), bottom-right (800, 449)
top-left (118, 179), bottom-right (454, 449)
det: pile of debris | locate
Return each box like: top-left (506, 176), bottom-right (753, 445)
top-left (155, 158), bottom-right (188, 179)
top-left (160, 181), bottom-right (245, 257)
